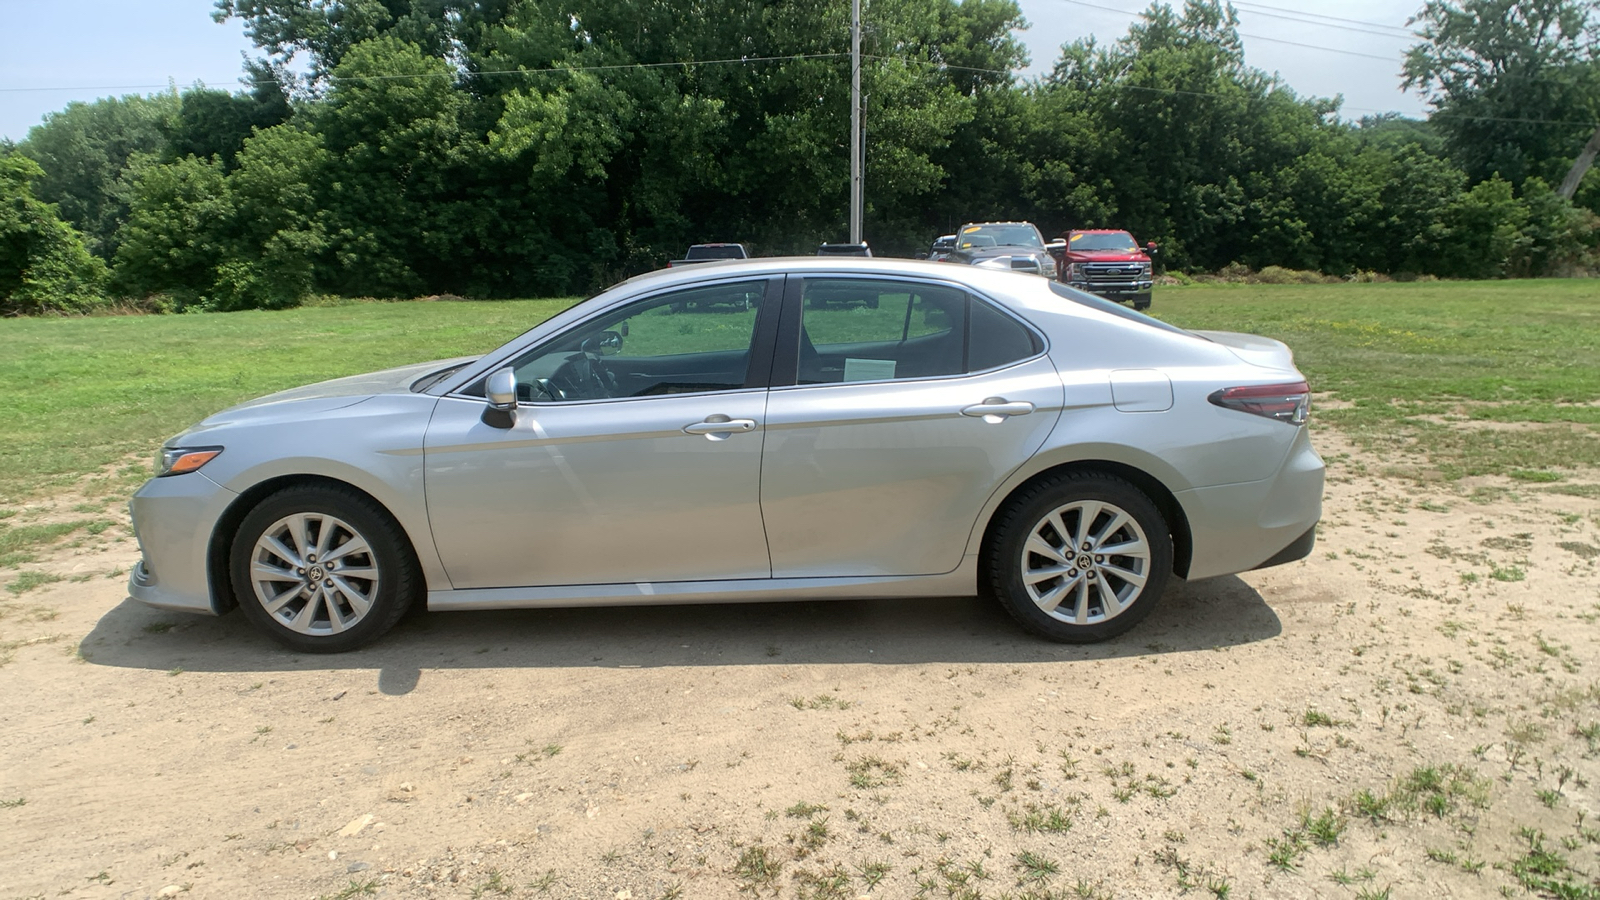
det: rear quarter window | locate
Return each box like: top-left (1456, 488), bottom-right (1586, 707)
top-left (969, 298), bottom-right (1042, 371)
top-left (1047, 282), bottom-right (1197, 338)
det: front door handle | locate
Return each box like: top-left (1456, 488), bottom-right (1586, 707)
top-left (684, 416), bottom-right (758, 436)
top-left (961, 398), bottom-right (1035, 421)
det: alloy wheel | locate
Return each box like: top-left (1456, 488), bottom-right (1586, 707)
top-left (248, 512), bottom-right (380, 636)
top-left (1019, 499), bottom-right (1152, 625)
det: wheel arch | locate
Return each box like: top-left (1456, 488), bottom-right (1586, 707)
top-left (976, 459), bottom-right (1194, 579)
top-left (205, 474), bottom-right (423, 615)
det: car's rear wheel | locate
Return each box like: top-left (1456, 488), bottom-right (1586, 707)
top-left (230, 485), bottom-right (418, 653)
top-left (983, 472), bottom-right (1172, 643)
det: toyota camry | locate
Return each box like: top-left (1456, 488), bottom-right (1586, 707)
top-left (129, 258), bottom-right (1323, 652)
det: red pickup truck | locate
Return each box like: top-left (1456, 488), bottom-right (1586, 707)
top-left (1050, 230), bottom-right (1158, 310)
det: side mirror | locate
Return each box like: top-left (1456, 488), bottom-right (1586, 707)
top-left (486, 366), bottom-right (518, 412)
top-left (1146, 242), bottom-right (1159, 255)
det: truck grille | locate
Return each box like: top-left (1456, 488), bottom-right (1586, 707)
top-left (1082, 263), bottom-right (1145, 282)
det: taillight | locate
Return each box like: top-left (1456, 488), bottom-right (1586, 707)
top-left (1208, 381), bottom-right (1310, 425)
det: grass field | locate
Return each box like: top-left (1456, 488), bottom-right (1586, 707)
top-left (1148, 279), bottom-right (1600, 482)
top-left (0, 279), bottom-right (1595, 505)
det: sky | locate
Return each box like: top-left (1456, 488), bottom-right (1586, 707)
top-left (0, 0), bottom-right (1432, 143)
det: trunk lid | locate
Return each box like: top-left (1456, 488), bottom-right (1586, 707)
top-left (1193, 330), bottom-right (1298, 371)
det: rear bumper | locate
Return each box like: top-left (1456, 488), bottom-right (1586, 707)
top-left (1175, 426), bottom-right (1324, 580)
top-left (127, 472), bottom-right (237, 615)
top-left (1251, 524), bottom-right (1317, 570)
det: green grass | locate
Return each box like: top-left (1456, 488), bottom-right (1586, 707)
top-left (1151, 281), bottom-right (1600, 478)
top-left (0, 299), bottom-right (575, 502)
top-left (0, 519), bottom-right (107, 567)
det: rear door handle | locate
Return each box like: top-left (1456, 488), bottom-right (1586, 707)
top-left (961, 399), bottom-right (1035, 420)
top-left (684, 416), bottom-right (758, 435)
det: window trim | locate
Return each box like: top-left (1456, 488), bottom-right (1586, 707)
top-left (769, 274), bottom-right (1048, 391)
top-left (451, 275), bottom-right (785, 404)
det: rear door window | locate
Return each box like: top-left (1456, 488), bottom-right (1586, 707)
top-left (789, 278), bottom-right (1040, 385)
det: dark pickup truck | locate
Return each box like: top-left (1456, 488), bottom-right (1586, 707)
top-left (668, 243), bottom-right (749, 267)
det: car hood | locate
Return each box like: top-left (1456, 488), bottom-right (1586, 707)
top-left (224, 357), bottom-right (478, 411)
top-left (169, 357), bottom-right (482, 441)
top-left (1193, 331), bottom-right (1297, 371)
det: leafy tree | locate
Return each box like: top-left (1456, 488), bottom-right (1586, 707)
top-left (111, 155), bottom-right (235, 307)
top-left (0, 155), bottom-right (108, 313)
top-left (165, 71), bottom-right (293, 168)
top-left (1402, 0), bottom-right (1600, 193)
top-left (17, 93), bottom-right (179, 256)
top-left (211, 0), bottom-right (490, 82)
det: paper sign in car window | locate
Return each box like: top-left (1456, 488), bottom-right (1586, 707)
top-left (843, 358), bottom-right (897, 382)
top-left (1070, 233), bottom-right (1084, 241)
top-left (962, 226), bottom-right (981, 233)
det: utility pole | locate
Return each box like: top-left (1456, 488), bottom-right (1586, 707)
top-left (849, 0), bottom-right (863, 245)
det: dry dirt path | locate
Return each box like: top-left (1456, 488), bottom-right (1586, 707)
top-left (3, 434), bottom-right (1599, 900)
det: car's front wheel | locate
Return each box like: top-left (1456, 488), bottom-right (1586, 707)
top-left (1131, 292), bottom-right (1152, 310)
top-left (984, 472), bottom-right (1173, 643)
top-left (230, 485), bottom-right (419, 653)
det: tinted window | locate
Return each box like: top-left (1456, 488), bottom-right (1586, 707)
top-left (969, 298), bottom-right (1042, 371)
top-left (798, 279), bottom-right (966, 384)
top-left (509, 280), bottom-right (767, 401)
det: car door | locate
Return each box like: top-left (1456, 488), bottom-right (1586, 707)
top-left (423, 277), bottom-right (781, 589)
top-left (760, 275), bottom-right (1064, 578)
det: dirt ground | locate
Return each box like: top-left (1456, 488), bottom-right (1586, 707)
top-left (3, 431), bottom-right (1600, 900)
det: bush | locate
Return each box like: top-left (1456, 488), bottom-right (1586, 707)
top-left (0, 155), bottom-right (108, 314)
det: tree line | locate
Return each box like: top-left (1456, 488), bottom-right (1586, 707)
top-left (2, 0), bottom-right (1597, 314)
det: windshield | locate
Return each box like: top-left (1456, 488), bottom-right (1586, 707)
top-left (1070, 231), bottom-right (1139, 252)
top-left (688, 245), bottom-right (744, 259)
top-left (959, 223), bottom-right (1043, 250)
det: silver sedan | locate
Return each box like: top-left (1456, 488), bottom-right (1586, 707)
top-left (128, 259), bottom-right (1323, 652)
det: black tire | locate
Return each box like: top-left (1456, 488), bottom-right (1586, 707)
top-left (982, 471), bottom-right (1173, 643)
top-left (230, 485), bottom-right (420, 653)
top-left (1132, 292), bottom-right (1152, 311)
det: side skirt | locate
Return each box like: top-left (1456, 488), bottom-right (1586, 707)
top-left (427, 559), bottom-right (978, 611)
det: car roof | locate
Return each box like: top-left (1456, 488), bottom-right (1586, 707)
top-left (1069, 229), bottom-right (1133, 234)
top-left (608, 256), bottom-right (1036, 297)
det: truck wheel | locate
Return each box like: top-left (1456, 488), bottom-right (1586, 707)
top-left (1132, 292), bottom-right (1152, 311)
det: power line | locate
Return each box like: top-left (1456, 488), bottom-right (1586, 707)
top-left (876, 55), bottom-right (1599, 127)
top-left (0, 53), bottom-right (853, 94)
top-left (1227, 6), bottom-right (1416, 40)
top-left (6, 43), bottom-right (1593, 130)
top-left (1056, 0), bottom-right (1405, 62)
top-left (1053, 0), bottom-right (1595, 87)
top-left (1228, 0), bottom-right (1417, 36)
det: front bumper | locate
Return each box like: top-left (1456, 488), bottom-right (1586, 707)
top-left (127, 471), bottom-right (238, 615)
top-left (1068, 278), bottom-right (1153, 297)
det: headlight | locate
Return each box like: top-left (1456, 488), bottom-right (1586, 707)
top-left (1042, 259), bottom-right (1058, 277)
top-left (155, 446), bottom-right (224, 477)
